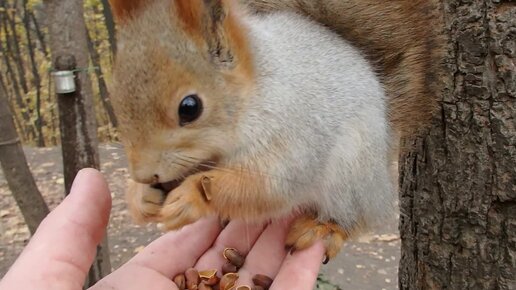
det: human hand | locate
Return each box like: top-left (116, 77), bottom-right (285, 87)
top-left (0, 169), bottom-right (325, 290)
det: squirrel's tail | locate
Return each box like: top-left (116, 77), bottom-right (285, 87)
top-left (243, 0), bottom-right (445, 136)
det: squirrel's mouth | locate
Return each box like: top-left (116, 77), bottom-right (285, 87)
top-left (150, 179), bottom-right (183, 194)
top-left (150, 160), bottom-right (215, 195)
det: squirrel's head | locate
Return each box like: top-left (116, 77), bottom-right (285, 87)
top-left (109, 0), bottom-right (254, 184)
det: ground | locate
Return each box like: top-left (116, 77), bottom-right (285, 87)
top-left (0, 144), bottom-right (400, 289)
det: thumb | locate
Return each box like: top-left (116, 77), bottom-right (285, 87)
top-left (0, 169), bottom-right (112, 290)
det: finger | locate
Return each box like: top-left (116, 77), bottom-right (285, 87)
top-left (271, 241), bottom-right (325, 290)
top-left (90, 264), bottom-right (178, 290)
top-left (236, 217), bottom-right (294, 286)
top-left (127, 216), bottom-right (221, 279)
top-left (0, 168), bottom-right (112, 290)
top-left (195, 220), bottom-right (266, 272)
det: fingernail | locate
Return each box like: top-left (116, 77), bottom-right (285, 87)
top-left (70, 168), bottom-right (99, 193)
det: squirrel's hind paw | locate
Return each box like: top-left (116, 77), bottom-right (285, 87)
top-left (286, 216), bottom-right (348, 263)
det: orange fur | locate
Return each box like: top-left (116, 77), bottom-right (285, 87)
top-left (159, 168), bottom-right (287, 230)
top-left (174, 0), bottom-right (203, 37)
top-left (286, 216), bottom-right (349, 260)
top-left (109, 0), bottom-right (146, 23)
top-left (126, 180), bottom-right (164, 223)
top-left (173, 0), bottom-right (255, 84)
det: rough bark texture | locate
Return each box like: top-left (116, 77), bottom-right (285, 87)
top-left (43, 1), bottom-right (99, 166)
top-left (399, 1), bottom-right (515, 289)
top-left (43, 0), bottom-right (111, 285)
top-left (101, 0), bottom-right (117, 56)
top-left (0, 82), bottom-right (49, 235)
top-left (86, 30), bottom-right (118, 129)
top-left (22, 0), bottom-right (45, 147)
top-left (0, 10), bottom-right (36, 141)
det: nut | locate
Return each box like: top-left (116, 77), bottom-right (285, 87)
top-left (223, 248), bottom-right (245, 268)
top-left (173, 274), bottom-right (186, 290)
top-left (236, 286), bottom-right (252, 290)
top-left (200, 176), bottom-right (212, 201)
top-left (252, 274), bottom-right (273, 290)
top-left (199, 269), bottom-right (219, 286)
top-left (185, 268), bottom-right (200, 290)
top-left (219, 272), bottom-right (239, 290)
top-left (222, 262), bottom-right (238, 275)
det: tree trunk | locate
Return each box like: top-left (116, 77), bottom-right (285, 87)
top-left (86, 29), bottom-right (118, 129)
top-left (0, 81), bottom-right (49, 235)
top-left (2, 2), bottom-right (29, 94)
top-left (22, 0), bottom-right (45, 147)
top-left (0, 74), bottom-right (24, 142)
top-left (0, 31), bottom-right (35, 142)
top-left (100, 0), bottom-right (117, 56)
top-left (29, 11), bottom-right (48, 57)
top-left (43, 0), bottom-right (111, 285)
top-left (399, 1), bottom-right (515, 289)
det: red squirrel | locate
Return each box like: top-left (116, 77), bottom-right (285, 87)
top-left (108, 0), bottom-right (443, 261)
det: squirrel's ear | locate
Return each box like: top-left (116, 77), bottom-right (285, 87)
top-left (109, 0), bottom-right (145, 23)
top-left (175, 0), bottom-right (244, 69)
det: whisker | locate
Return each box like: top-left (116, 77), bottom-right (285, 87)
top-left (173, 152), bottom-right (308, 186)
top-left (173, 154), bottom-right (236, 174)
top-left (172, 160), bottom-right (190, 169)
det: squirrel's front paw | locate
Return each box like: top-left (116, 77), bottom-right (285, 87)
top-left (286, 216), bottom-right (349, 263)
top-left (126, 180), bottom-right (165, 223)
top-left (159, 174), bottom-right (214, 231)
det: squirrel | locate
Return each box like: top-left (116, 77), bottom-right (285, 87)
top-left (108, 0), bottom-right (443, 261)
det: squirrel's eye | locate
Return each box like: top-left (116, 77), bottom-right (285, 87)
top-left (178, 94), bottom-right (203, 126)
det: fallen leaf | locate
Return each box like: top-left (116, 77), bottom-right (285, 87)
top-left (375, 234), bottom-right (399, 242)
top-left (133, 246), bottom-right (145, 253)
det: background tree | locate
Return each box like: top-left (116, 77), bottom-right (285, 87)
top-left (399, 1), bottom-right (515, 289)
top-left (0, 81), bottom-right (49, 235)
top-left (42, 0), bottom-right (111, 285)
top-left (1, 0), bottom-right (118, 146)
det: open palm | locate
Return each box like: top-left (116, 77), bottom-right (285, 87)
top-left (0, 169), bottom-right (324, 290)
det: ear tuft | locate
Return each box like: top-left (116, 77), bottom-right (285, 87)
top-left (203, 0), bottom-right (228, 23)
top-left (174, 0), bottom-right (204, 35)
top-left (109, 0), bottom-right (145, 23)
top-left (175, 0), bottom-right (254, 78)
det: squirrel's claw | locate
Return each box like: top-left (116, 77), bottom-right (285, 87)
top-left (286, 216), bottom-right (348, 263)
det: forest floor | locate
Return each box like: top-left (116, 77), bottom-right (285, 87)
top-left (0, 144), bottom-right (400, 289)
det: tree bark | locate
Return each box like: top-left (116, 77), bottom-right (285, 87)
top-left (100, 0), bottom-right (117, 56)
top-left (0, 80), bottom-right (49, 235)
top-left (86, 23), bottom-right (118, 129)
top-left (399, 1), bottom-right (515, 289)
top-left (43, 0), bottom-right (111, 284)
top-left (29, 11), bottom-right (48, 57)
top-left (2, 2), bottom-right (29, 94)
top-left (0, 74), bottom-right (24, 141)
top-left (22, 0), bottom-right (45, 147)
top-left (0, 29), bottom-right (35, 142)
